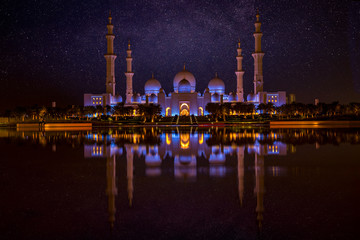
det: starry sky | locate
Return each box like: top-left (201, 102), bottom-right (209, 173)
top-left (0, 0), bottom-right (359, 111)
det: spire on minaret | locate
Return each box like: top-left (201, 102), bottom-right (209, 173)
top-left (105, 12), bottom-right (117, 96)
top-left (215, 72), bottom-right (218, 78)
top-left (252, 9), bottom-right (265, 95)
top-left (183, 62), bottom-right (186, 70)
top-left (152, 72), bottom-right (154, 79)
top-left (125, 39), bottom-right (134, 104)
top-left (235, 39), bottom-right (244, 102)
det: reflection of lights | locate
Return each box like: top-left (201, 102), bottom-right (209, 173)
top-left (199, 134), bottom-right (203, 145)
top-left (92, 146), bottom-right (103, 156)
top-left (180, 133), bottom-right (190, 149)
top-left (166, 133), bottom-right (171, 145)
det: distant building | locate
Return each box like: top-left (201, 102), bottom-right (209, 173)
top-left (84, 11), bottom-right (291, 115)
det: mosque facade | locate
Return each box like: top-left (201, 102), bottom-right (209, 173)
top-left (84, 11), bottom-right (289, 116)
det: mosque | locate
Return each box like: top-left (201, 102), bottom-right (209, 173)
top-left (84, 11), bottom-right (290, 116)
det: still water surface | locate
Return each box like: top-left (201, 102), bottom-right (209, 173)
top-left (1, 127), bottom-right (360, 239)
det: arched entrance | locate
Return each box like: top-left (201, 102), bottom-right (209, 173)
top-left (166, 107), bottom-right (171, 116)
top-left (179, 103), bottom-right (190, 116)
top-left (198, 107), bottom-right (204, 116)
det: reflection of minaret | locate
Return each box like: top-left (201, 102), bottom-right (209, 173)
top-left (254, 153), bottom-right (265, 229)
top-left (125, 40), bottom-right (134, 104)
top-left (252, 10), bottom-right (265, 94)
top-left (236, 40), bottom-right (244, 102)
top-left (105, 11), bottom-right (116, 96)
top-left (106, 155), bottom-right (117, 228)
top-left (126, 145), bottom-right (134, 206)
top-left (237, 146), bottom-right (245, 206)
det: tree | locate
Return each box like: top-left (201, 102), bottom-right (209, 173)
top-left (138, 104), bottom-right (162, 122)
top-left (95, 105), bottom-right (104, 119)
top-left (83, 106), bottom-right (96, 120)
top-left (205, 103), bottom-right (221, 122)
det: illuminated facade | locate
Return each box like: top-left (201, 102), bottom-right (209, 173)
top-left (84, 11), bottom-right (290, 114)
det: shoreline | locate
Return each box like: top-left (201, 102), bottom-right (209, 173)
top-left (2, 119), bottom-right (360, 129)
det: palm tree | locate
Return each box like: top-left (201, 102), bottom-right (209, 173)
top-left (257, 103), bottom-right (267, 114)
top-left (95, 105), bottom-right (104, 119)
top-left (83, 106), bottom-right (96, 120)
top-left (205, 103), bottom-right (221, 122)
top-left (138, 104), bottom-right (162, 122)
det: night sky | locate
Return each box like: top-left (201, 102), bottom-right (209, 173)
top-left (0, 0), bottom-right (359, 111)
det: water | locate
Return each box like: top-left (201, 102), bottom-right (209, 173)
top-left (1, 127), bottom-right (360, 239)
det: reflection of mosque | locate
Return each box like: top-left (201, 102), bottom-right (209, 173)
top-left (83, 129), bottom-right (291, 229)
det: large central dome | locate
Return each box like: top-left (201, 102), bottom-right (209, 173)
top-left (173, 67), bottom-right (196, 93)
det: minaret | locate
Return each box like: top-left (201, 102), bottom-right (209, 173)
top-left (252, 10), bottom-right (265, 95)
top-left (125, 40), bottom-right (134, 104)
top-left (106, 155), bottom-right (118, 229)
top-left (126, 145), bottom-right (134, 206)
top-left (105, 11), bottom-right (116, 96)
top-left (254, 153), bottom-right (265, 229)
top-left (236, 40), bottom-right (244, 102)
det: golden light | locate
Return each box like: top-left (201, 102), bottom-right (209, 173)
top-left (166, 133), bottom-right (171, 145)
top-left (199, 134), bottom-right (203, 145)
top-left (180, 133), bottom-right (190, 149)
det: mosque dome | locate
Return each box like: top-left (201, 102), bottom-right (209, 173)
top-left (247, 93), bottom-right (258, 102)
top-left (178, 79), bottom-right (191, 93)
top-left (173, 67), bottom-right (196, 92)
top-left (113, 95), bottom-right (123, 103)
top-left (228, 92), bottom-right (237, 102)
top-left (145, 76), bottom-right (161, 95)
top-left (208, 74), bottom-right (225, 94)
top-left (211, 93), bottom-right (220, 102)
top-left (149, 93), bottom-right (158, 103)
top-left (131, 93), bottom-right (141, 103)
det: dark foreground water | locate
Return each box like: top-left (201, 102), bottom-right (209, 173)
top-left (1, 127), bottom-right (360, 240)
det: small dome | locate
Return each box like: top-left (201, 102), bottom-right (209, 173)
top-left (211, 93), bottom-right (220, 102)
top-left (204, 87), bottom-right (210, 93)
top-left (145, 76), bottom-right (161, 94)
top-left (113, 95), bottom-right (123, 103)
top-left (174, 67), bottom-right (196, 92)
top-left (208, 74), bottom-right (225, 94)
top-left (228, 92), bottom-right (237, 102)
top-left (178, 79), bottom-right (191, 93)
top-left (149, 93), bottom-right (158, 103)
top-left (131, 94), bottom-right (141, 103)
top-left (247, 93), bottom-right (258, 102)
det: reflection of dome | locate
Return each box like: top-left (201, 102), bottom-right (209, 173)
top-left (145, 76), bottom-right (161, 94)
top-left (228, 92), bottom-right (237, 102)
top-left (178, 79), bottom-right (191, 93)
top-left (211, 93), bottom-right (220, 102)
top-left (174, 68), bottom-right (196, 92)
top-left (149, 93), bottom-right (158, 103)
top-left (247, 93), bottom-right (258, 102)
top-left (208, 75), bottom-right (225, 94)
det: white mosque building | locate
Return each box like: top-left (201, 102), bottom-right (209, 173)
top-left (84, 11), bottom-right (290, 116)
